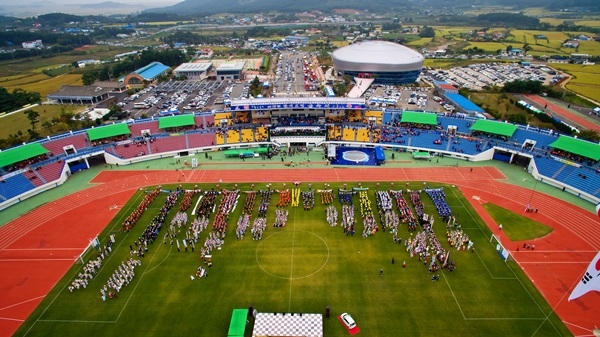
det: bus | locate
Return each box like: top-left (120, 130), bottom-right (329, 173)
top-left (133, 103), bottom-right (150, 109)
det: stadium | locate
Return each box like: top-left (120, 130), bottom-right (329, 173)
top-left (1, 102), bottom-right (600, 337)
top-left (331, 40), bottom-right (425, 84)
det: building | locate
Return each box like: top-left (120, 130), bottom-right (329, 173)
top-left (331, 40), bottom-right (424, 85)
top-left (216, 61), bottom-right (245, 81)
top-left (571, 53), bottom-right (591, 63)
top-left (196, 48), bottom-right (214, 58)
top-left (22, 39), bottom-right (42, 49)
top-left (47, 85), bottom-right (114, 104)
top-left (121, 61), bottom-right (170, 88)
top-left (284, 36), bottom-right (309, 45)
top-left (173, 62), bottom-right (212, 81)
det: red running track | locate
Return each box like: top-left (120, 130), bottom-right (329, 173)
top-left (0, 167), bottom-right (598, 337)
top-left (525, 94), bottom-right (600, 132)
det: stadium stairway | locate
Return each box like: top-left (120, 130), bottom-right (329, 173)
top-left (22, 169), bottom-right (44, 187)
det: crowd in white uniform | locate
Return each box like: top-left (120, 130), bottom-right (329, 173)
top-left (326, 205), bottom-right (338, 226)
top-left (100, 258), bottom-right (142, 301)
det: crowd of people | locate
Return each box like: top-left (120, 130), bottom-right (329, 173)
top-left (447, 229), bottom-right (472, 251)
top-left (212, 189), bottom-right (240, 237)
top-left (319, 190), bottom-right (334, 205)
top-left (390, 190), bottom-right (418, 231)
top-left (243, 191), bottom-right (257, 214)
top-left (341, 205), bottom-right (355, 236)
top-left (257, 189), bottom-right (272, 217)
top-left (100, 258), bottom-right (142, 301)
top-left (121, 187), bottom-right (161, 232)
top-left (273, 209), bottom-right (289, 227)
top-left (195, 191), bottom-right (218, 219)
top-left (277, 189), bottom-right (291, 207)
top-left (338, 189), bottom-right (354, 204)
top-left (235, 214), bottom-right (250, 239)
top-left (251, 217), bottom-right (267, 240)
top-left (326, 205), bottom-right (338, 227)
top-left (409, 191), bottom-right (427, 229)
top-left (301, 190), bottom-right (315, 210)
top-left (358, 190), bottom-right (377, 237)
top-left (69, 255), bottom-right (104, 292)
top-left (179, 190), bottom-right (197, 211)
top-left (425, 188), bottom-right (452, 218)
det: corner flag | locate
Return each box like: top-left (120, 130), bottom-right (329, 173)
top-left (568, 251), bottom-right (600, 301)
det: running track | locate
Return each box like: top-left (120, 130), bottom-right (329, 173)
top-left (525, 94), bottom-right (600, 132)
top-left (0, 167), bottom-right (599, 337)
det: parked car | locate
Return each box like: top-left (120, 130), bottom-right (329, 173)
top-left (341, 313), bottom-right (356, 329)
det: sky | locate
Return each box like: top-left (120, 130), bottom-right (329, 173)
top-left (1, 0), bottom-right (182, 16)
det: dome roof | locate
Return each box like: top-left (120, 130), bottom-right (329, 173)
top-left (332, 40), bottom-right (424, 72)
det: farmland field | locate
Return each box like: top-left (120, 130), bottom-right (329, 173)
top-left (551, 64), bottom-right (600, 102)
top-left (14, 181), bottom-right (570, 337)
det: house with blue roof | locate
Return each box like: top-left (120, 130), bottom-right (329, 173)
top-left (443, 93), bottom-right (485, 116)
top-left (122, 61), bottom-right (170, 88)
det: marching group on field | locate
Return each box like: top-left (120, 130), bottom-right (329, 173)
top-left (76, 182), bottom-right (477, 301)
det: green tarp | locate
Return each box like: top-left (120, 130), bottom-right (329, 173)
top-left (413, 151), bottom-right (431, 159)
top-left (549, 135), bottom-right (600, 161)
top-left (228, 309), bottom-right (247, 337)
top-left (400, 111), bottom-right (438, 125)
top-left (256, 147), bottom-right (269, 154)
top-left (224, 150), bottom-right (254, 157)
top-left (87, 123), bottom-right (131, 141)
top-left (0, 143), bottom-right (48, 168)
top-left (159, 114), bottom-right (195, 129)
top-left (470, 120), bottom-right (517, 137)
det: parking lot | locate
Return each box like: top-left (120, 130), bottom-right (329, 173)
top-left (122, 79), bottom-right (225, 118)
top-left (423, 63), bottom-right (563, 90)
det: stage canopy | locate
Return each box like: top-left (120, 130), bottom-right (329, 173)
top-left (549, 135), bottom-right (600, 161)
top-left (400, 111), bottom-right (438, 125)
top-left (470, 120), bottom-right (517, 137)
top-left (158, 114), bottom-right (195, 129)
top-left (228, 309), bottom-right (247, 337)
top-left (87, 123), bottom-right (131, 141)
top-left (413, 151), bottom-right (431, 159)
top-left (0, 143), bottom-right (48, 168)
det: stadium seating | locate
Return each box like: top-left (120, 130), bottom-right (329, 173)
top-left (150, 135), bottom-right (187, 153)
top-left (128, 120), bottom-right (160, 137)
top-left (42, 133), bottom-right (89, 155)
top-left (36, 161), bottom-right (65, 183)
top-left (187, 133), bottom-right (215, 148)
top-left (113, 141), bottom-right (150, 159)
top-left (22, 169), bottom-right (44, 187)
top-left (0, 174), bottom-right (36, 201)
top-left (226, 130), bottom-right (241, 144)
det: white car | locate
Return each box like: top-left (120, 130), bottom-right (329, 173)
top-left (341, 313), bottom-right (356, 329)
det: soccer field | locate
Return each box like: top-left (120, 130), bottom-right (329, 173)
top-left (14, 181), bottom-right (570, 337)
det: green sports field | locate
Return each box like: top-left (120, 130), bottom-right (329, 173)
top-left (15, 182), bottom-right (570, 337)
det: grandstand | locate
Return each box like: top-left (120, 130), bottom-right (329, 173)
top-left (2, 104), bottom-right (600, 211)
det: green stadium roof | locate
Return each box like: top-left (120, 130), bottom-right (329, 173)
top-left (87, 123), bottom-right (131, 141)
top-left (400, 111), bottom-right (438, 125)
top-left (470, 120), bottom-right (518, 137)
top-left (549, 136), bottom-right (600, 161)
top-left (0, 143), bottom-right (48, 168)
top-left (158, 114), bottom-right (195, 129)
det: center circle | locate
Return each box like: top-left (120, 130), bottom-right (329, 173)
top-left (255, 230), bottom-right (329, 280)
top-left (342, 150), bottom-right (369, 163)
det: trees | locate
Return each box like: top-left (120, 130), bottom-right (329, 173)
top-left (24, 109), bottom-right (40, 131)
top-left (418, 26), bottom-right (435, 38)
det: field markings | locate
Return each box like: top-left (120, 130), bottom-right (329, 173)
top-left (23, 191), bottom-right (145, 335)
top-left (288, 208), bottom-right (297, 312)
top-left (0, 317), bottom-right (24, 322)
top-left (116, 222), bottom-right (173, 323)
top-left (447, 188), bottom-right (564, 334)
top-left (0, 295), bottom-right (46, 312)
top-left (450, 188), bottom-right (516, 280)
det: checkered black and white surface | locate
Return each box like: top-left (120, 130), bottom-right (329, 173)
top-left (252, 312), bottom-right (323, 337)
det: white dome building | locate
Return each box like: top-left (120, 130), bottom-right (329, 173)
top-left (332, 40), bottom-right (424, 84)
